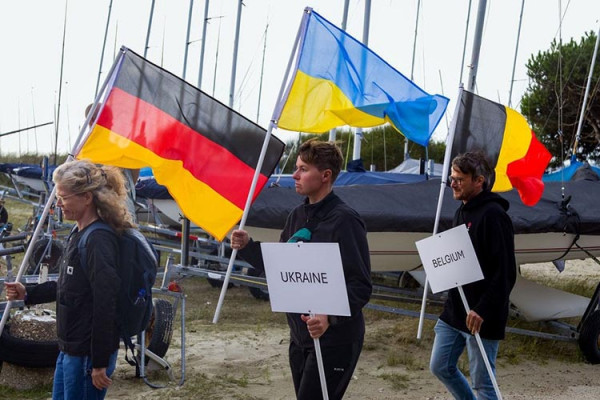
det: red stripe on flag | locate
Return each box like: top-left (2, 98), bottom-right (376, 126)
top-left (506, 131), bottom-right (552, 206)
top-left (96, 87), bottom-right (267, 209)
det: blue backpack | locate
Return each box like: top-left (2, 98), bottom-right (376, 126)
top-left (76, 221), bottom-right (158, 360)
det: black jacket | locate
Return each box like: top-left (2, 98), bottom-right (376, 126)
top-left (439, 190), bottom-right (517, 340)
top-left (27, 222), bottom-right (121, 368)
top-left (241, 191), bottom-right (372, 348)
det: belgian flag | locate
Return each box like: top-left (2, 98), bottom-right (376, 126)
top-left (451, 90), bottom-right (551, 206)
top-left (77, 47), bottom-right (285, 240)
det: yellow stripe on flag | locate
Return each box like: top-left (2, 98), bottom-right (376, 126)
top-left (278, 70), bottom-right (383, 132)
top-left (492, 107), bottom-right (532, 192)
top-left (78, 127), bottom-right (242, 240)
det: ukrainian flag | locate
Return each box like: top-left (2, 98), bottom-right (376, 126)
top-left (278, 8), bottom-right (449, 147)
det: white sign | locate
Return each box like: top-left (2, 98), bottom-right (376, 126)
top-left (260, 242), bottom-right (350, 316)
top-left (415, 224), bottom-right (484, 293)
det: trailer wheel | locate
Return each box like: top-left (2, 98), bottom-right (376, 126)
top-left (0, 326), bottom-right (59, 368)
top-left (578, 309), bottom-right (600, 364)
top-left (27, 238), bottom-right (64, 275)
top-left (143, 298), bottom-right (174, 358)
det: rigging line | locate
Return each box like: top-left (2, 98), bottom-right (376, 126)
top-left (233, 25), bottom-right (267, 109)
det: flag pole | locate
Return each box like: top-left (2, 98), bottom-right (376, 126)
top-left (416, 85), bottom-right (464, 339)
top-left (0, 49), bottom-right (125, 337)
top-left (457, 286), bottom-right (503, 399)
top-left (212, 8), bottom-right (311, 324)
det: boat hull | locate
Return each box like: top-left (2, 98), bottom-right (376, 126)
top-left (150, 198), bottom-right (600, 272)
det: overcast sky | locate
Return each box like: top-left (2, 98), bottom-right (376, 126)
top-left (1, 0), bottom-right (598, 158)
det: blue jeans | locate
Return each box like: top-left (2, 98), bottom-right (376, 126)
top-left (52, 350), bottom-right (118, 400)
top-left (430, 319), bottom-right (499, 400)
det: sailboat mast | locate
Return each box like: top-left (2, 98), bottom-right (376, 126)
top-left (352, 0), bottom-right (371, 162)
top-left (229, 0), bottom-right (243, 108)
top-left (182, 0), bottom-right (194, 80)
top-left (404, 0), bottom-right (422, 162)
top-left (329, 0), bottom-right (350, 142)
top-left (197, 0), bottom-right (210, 89)
top-left (95, 0), bottom-right (113, 97)
top-left (144, 0), bottom-right (156, 58)
top-left (466, 0), bottom-right (487, 92)
top-left (508, 0), bottom-right (525, 107)
top-left (54, 0), bottom-right (68, 164)
top-left (572, 23), bottom-right (600, 159)
top-left (256, 22), bottom-right (268, 123)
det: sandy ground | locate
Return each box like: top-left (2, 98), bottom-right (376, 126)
top-left (101, 259), bottom-right (600, 400)
top-left (1, 259), bottom-right (599, 399)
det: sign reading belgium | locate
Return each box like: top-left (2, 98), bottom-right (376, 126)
top-left (415, 224), bottom-right (484, 293)
top-left (260, 242), bottom-right (351, 316)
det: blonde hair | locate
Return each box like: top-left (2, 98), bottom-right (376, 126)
top-left (53, 159), bottom-right (135, 233)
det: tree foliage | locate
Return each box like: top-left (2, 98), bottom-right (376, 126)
top-left (520, 31), bottom-right (600, 166)
top-left (280, 126), bottom-right (446, 174)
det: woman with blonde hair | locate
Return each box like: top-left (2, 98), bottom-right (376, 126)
top-left (5, 159), bottom-right (134, 399)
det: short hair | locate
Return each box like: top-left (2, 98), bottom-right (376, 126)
top-left (451, 151), bottom-right (493, 190)
top-left (298, 139), bottom-right (344, 182)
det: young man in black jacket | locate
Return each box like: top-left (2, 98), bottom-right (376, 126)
top-left (429, 151), bottom-right (517, 400)
top-left (231, 139), bottom-right (372, 400)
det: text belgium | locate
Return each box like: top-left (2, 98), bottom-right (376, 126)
top-left (431, 250), bottom-right (465, 268)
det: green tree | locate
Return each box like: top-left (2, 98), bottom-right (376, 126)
top-left (520, 31), bottom-right (600, 166)
top-left (280, 127), bottom-right (445, 173)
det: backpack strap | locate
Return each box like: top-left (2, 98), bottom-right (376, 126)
top-left (77, 221), bottom-right (114, 271)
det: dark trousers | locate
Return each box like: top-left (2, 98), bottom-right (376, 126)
top-left (289, 338), bottom-right (363, 400)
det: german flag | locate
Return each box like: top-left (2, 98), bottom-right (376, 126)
top-left (451, 90), bottom-right (551, 206)
top-left (77, 47), bottom-right (285, 240)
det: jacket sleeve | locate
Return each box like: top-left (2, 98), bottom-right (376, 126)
top-left (472, 208), bottom-right (517, 321)
top-left (25, 281), bottom-right (57, 305)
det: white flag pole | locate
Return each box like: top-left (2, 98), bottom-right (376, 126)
top-left (0, 49), bottom-right (125, 337)
top-left (212, 8), bottom-right (311, 324)
top-left (416, 85), bottom-right (464, 339)
top-left (312, 314), bottom-right (329, 400)
top-left (457, 286), bottom-right (503, 399)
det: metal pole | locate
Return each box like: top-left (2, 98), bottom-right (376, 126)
top-left (352, 0), bottom-right (371, 161)
top-left (144, 0), bottom-right (156, 58)
top-left (229, 0), bottom-right (243, 108)
top-left (256, 23), bottom-right (268, 123)
top-left (95, 0), bottom-right (113, 97)
top-left (466, 0), bottom-right (487, 92)
top-left (183, 0), bottom-right (194, 80)
top-left (54, 0), bottom-right (68, 165)
top-left (198, 0), bottom-right (210, 89)
top-left (508, 0), bottom-right (525, 107)
top-left (329, 0), bottom-right (350, 142)
top-left (417, 85), bottom-right (464, 339)
top-left (404, 0), bottom-right (422, 161)
top-left (572, 23), bottom-right (600, 157)
top-left (213, 7), bottom-right (310, 324)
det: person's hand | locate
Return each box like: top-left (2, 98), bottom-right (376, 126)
top-left (230, 229), bottom-right (249, 250)
top-left (4, 282), bottom-right (26, 301)
top-left (91, 367), bottom-right (112, 390)
top-left (466, 310), bottom-right (483, 335)
top-left (300, 314), bottom-right (330, 339)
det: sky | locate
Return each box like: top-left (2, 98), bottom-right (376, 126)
top-left (0, 0), bottom-right (599, 159)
